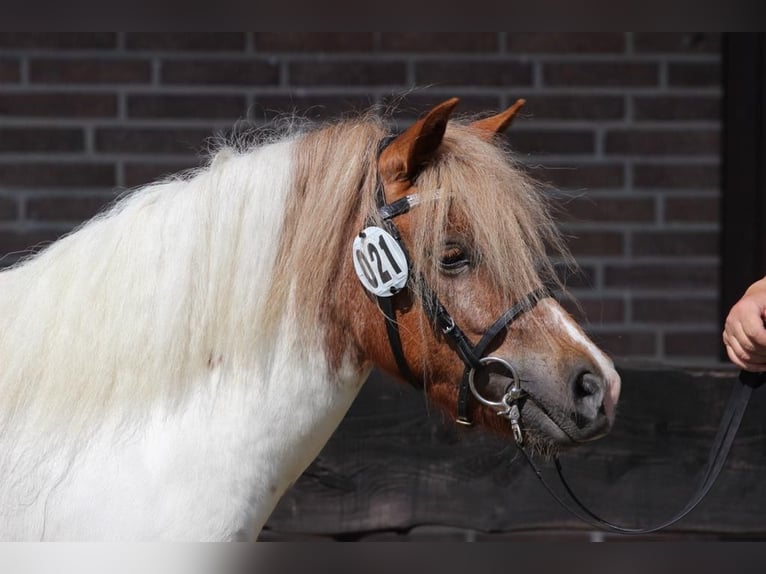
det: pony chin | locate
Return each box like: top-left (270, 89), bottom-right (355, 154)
top-left (462, 400), bottom-right (570, 458)
top-left (519, 397), bottom-right (615, 457)
top-left (505, 415), bottom-right (573, 459)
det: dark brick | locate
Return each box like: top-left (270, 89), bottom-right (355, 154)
top-left (634, 33), bottom-right (721, 54)
top-left (633, 96), bottom-right (720, 121)
top-left (526, 163), bottom-right (624, 190)
top-left (383, 94), bottom-right (501, 120)
top-left (125, 33), bottom-right (246, 52)
top-left (543, 62), bottom-right (658, 87)
top-left (560, 296), bottom-right (626, 324)
top-left (0, 196), bottom-right (16, 220)
top-left (664, 331), bottom-right (721, 357)
top-left (589, 331), bottom-right (656, 356)
top-left (30, 59), bottom-right (151, 85)
top-left (555, 263), bottom-right (596, 289)
top-left (559, 197), bottom-right (655, 223)
top-left (380, 33), bottom-right (497, 52)
top-left (0, 93), bottom-right (117, 118)
top-left (563, 230), bottom-right (623, 256)
top-left (27, 195), bottom-right (114, 222)
top-left (524, 95), bottom-right (624, 121)
top-left (256, 33), bottom-right (374, 52)
top-left (0, 58), bottom-right (20, 82)
top-left (0, 33), bottom-right (116, 50)
top-left (632, 230), bottom-right (718, 257)
top-left (0, 163), bottom-right (115, 188)
top-left (0, 230), bottom-right (68, 255)
top-left (664, 197), bottom-right (719, 223)
top-left (255, 95), bottom-right (376, 120)
top-left (123, 162), bottom-right (195, 187)
top-left (127, 94), bottom-right (246, 120)
top-left (96, 128), bottom-right (212, 155)
top-left (606, 130), bottom-right (719, 156)
top-left (633, 297), bottom-right (717, 323)
top-left (416, 61), bottom-right (532, 87)
top-left (0, 128), bottom-right (84, 153)
top-left (604, 263), bottom-right (718, 289)
top-left (668, 62), bottom-right (721, 87)
top-left (506, 33), bottom-right (625, 53)
top-left (509, 130), bottom-right (595, 155)
top-left (633, 163), bottom-right (720, 190)
top-left (162, 60), bottom-right (278, 86)
top-left (290, 61), bottom-right (406, 86)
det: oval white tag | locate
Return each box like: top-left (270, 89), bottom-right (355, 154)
top-left (352, 226), bottom-right (409, 297)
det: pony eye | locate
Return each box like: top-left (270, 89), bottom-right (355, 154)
top-left (439, 243), bottom-right (470, 273)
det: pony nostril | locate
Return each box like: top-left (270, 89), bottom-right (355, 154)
top-left (572, 372), bottom-right (606, 426)
top-left (575, 372), bottom-right (602, 398)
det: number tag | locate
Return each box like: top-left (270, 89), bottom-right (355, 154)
top-left (352, 226), bottom-right (409, 297)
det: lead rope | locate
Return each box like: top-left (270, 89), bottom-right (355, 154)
top-left (518, 370), bottom-right (764, 535)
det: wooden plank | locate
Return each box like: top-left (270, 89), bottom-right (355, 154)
top-left (261, 367), bottom-right (766, 539)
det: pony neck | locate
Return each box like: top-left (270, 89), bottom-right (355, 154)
top-left (0, 136), bottom-right (373, 539)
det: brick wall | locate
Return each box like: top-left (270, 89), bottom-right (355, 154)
top-left (0, 32), bottom-right (723, 365)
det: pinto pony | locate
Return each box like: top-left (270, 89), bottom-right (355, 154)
top-left (0, 98), bottom-right (620, 540)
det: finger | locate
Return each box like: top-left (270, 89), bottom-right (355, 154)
top-left (730, 318), bottom-right (759, 354)
top-left (723, 330), bottom-right (744, 363)
top-left (725, 344), bottom-right (766, 372)
top-left (725, 344), bottom-right (749, 370)
top-left (742, 311), bottom-right (766, 348)
top-left (746, 349), bottom-right (766, 363)
top-left (724, 311), bottom-right (746, 344)
top-left (724, 332), bottom-right (760, 369)
top-left (734, 323), bottom-right (766, 363)
top-left (741, 361), bottom-right (766, 373)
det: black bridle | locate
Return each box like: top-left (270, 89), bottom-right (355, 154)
top-left (363, 135), bottom-right (764, 535)
top-left (368, 138), bottom-right (546, 430)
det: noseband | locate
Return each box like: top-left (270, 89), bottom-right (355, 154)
top-left (353, 136), bottom-right (546, 437)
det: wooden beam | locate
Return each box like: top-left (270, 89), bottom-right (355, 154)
top-left (262, 367), bottom-right (766, 540)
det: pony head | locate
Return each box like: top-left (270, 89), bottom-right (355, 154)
top-left (349, 98), bottom-right (621, 453)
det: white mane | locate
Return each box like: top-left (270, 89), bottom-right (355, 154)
top-left (0, 141), bottom-right (294, 437)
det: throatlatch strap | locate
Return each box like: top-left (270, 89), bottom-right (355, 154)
top-left (521, 370), bottom-right (764, 535)
top-left (421, 286), bottom-right (482, 370)
top-left (378, 294), bottom-right (419, 386)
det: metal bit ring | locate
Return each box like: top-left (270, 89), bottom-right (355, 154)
top-left (467, 356), bottom-right (521, 409)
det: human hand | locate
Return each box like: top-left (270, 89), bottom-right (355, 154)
top-left (723, 276), bottom-right (766, 372)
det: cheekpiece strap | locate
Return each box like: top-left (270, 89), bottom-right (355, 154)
top-left (455, 288), bottom-right (548, 425)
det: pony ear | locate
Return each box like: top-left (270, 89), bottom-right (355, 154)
top-left (380, 97), bottom-right (459, 183)
top-left (469, 98), bottom-right (526, 140)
